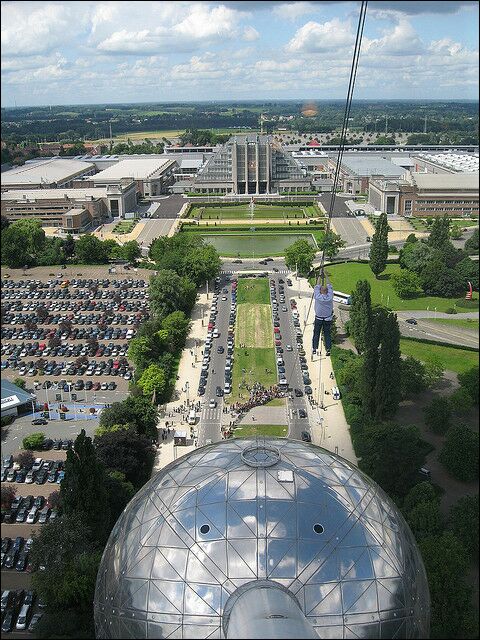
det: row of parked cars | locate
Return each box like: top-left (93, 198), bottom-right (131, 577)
top-left (2, 357), bottom-right (132, 379)
top-left (2, 287), bottom-right (148, 301)
top-left (1, 588), bottom-right (43, 633)
top-left (1, 276), bottom-right (148, 291)
top-left (2, 494), bottom-right (59, 528)
top-left (3, 308), bottom-right (146, 324)
top-left (198, 278), bottom-right (236, 397)
top-left (2, 341), bottom-right (130, 358)
top-left (2, 453), bottom-right (67, 485)
top-left (2, 324), bottom-right (139, 340)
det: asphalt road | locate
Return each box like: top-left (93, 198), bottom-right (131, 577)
top-left (196, 274), bottom-right (312, 445)
top-left (136, 218), bottom-right (176, 247)
top-left (397, 313), bottom-right (479, 349)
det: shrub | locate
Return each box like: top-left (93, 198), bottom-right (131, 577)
top-left (445, 307), bottom-right (458, 314)
top-left (22, 432), bottom-right (46, 450)
top-left (439, 424), bottom-right (479, 482)
top-left (423, 397), bottom-right (452, 434)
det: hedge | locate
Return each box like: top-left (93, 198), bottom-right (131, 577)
top-left (400, 335), bottom-right (479, 353)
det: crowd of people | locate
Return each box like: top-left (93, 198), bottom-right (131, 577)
top-left (230, 382), bottom-right (284, 418)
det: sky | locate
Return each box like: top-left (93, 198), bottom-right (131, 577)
top-left (1, 0), bottom-right (479, 107)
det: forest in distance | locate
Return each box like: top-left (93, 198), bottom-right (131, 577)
top-left (1, 99), bottom-right (478, 146)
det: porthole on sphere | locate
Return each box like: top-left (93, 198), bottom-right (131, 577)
top-left (313, 523), bottom-right (324, 534)
top-left (200, 524), bottom-right (210, 534)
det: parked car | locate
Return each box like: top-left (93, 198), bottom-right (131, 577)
top-left (32, 418), bottom-right (48, 426)
top-left (28, 613), bottom-right (43, 633)
top-left (301, 431), bottom-right (312, 443)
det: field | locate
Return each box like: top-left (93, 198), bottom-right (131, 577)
top-left (189, 204), bottom-right (316, 220)
top-left (399, 339), bottom-right (478, 374)
top-left (326, 263), bottom-right (479, 312)
top-left (233, 424), bottom-right (288, 438)
top-left (236, 304), bottom-right (273, 348)
top-left (236, 278), bottom-right (271, 304)
top-left (429, 318), bottom-right (479, 330)
top-left (228, 348), bottom-right (277, 404)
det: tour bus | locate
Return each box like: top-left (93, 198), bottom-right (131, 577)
top-left (187, 410), bottom-right (197, 426)
top-left (333, 291), bottom-right (351, 305)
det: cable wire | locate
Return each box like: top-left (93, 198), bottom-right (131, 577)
top-left (284, 1), bottom-right (368, 411)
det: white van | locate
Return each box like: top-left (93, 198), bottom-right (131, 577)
top-left (331, 387), bottom-right (341, 400)
top-left (187, 410), bottom-right (196, 426)
top-left (126, 329), bottom-right (134, 340)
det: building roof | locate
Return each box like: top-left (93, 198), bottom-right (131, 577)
top-left (1, 379), bottom-right (35, 413)
top-left (179, 158), bottom-right (204, 170)
top-left (340, 156), bottom-right (406, 178)
top-left (1, 159), bottom-right (94, 186)
top-left (91, 158), bottom-right (175, 182)
top-left (2, 187), bottom-right (108, 202)
top-left (414, 152), bottom-right (479, 173)
top-left (410, 172), bottom-right (480, 190)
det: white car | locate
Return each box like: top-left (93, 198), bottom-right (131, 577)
top-left (213, 329), bottom-right (220, 338)
top-left (26, 508), bottom-right (38, 524)
top-left (286, 344), bottom-right (293, 351)
top-left (224, 382), bottom-right (231, 394)
top-left (16, 604), bottom-right (31, 630)
top-left (209, 399), bottom-right (217, 408)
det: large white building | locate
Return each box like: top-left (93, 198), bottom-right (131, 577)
top-left (91, 158), bottom-right (178, 198)
top-left (0, 158), bottom-right (95, 191)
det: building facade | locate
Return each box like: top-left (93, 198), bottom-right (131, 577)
top-left (369, 172), bottom-right (479, 217)
top-left (192, 135), bottom-right (310, 194)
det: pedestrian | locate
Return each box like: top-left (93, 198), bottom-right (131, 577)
top-left (312, 269), bottom-right (334, 357)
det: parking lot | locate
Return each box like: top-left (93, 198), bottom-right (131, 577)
top-left (1, 448), bottom-right (68, 636)
top-left (1, 267), bottom-right (153, 412)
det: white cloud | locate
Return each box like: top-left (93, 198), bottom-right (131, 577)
top-left (243, 26), bottom-right (260, 41)
top-left (273, 2), bottom-right (316, 21)
top-left (286, 18), bottom-right (355, 53)
top-left (363, 19), bottom-right (425, 56)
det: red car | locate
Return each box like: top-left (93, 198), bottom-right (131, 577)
top-left (275, 339), bottom-right (281, 346)
top-left (274, 328), bottom-right (280, 334)
top-left (208, 322), bottom-right (215, 330)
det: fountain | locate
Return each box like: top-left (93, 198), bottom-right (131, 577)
top-left (249, 197), bottom-right (255, 220)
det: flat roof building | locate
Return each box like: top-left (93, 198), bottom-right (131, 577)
top-left (1, 158), bottom-right (95, 191)
top-left (1, 379), bottom-right (36, 417)
top-left (369, 171), bottom-right (479, 217)
top-left (412, 152), bottom-right (479, 174)
top-left (1, 182), bottom-right (137, 229)
top-left (91, 158), bottom-right (177, 197)
top-left (330, 156), bottom-right (406, 195)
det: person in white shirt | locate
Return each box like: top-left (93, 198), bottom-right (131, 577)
top-left (312, 270), bottom-right (334, 356)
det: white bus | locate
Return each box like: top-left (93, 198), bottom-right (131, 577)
top-left (333, 291), bottom-right (351, 305)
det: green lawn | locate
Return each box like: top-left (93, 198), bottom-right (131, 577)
top-left (236, 278), bottom-right (270, 304)
top-left (429, 318), bottom-right (479, 330)
top-left (233, 424), bottom-right (288, 438)
top-left (400, 339), bottom-right (479, 374)
top-left (265, 397), bottom-right (286, 406)
top-left (227, 347), bottom-right (277, 404)
top-left (113, 221), bottom-right (136, 234)
top-left (326, 263), bottom-right (479, 313)
top-left (190, 204), bottom-right (309, 220)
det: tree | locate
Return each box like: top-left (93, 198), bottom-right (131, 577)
top-left (357, 422), bottom-right (428, 497)
top-left (22, 432), bottom-right (45, 450)
top-left (406, 500), bottom-right (443, 541)
top-left (423, 355), bottom-right (445, 388)
top-left (149, 270), bottom-right (196, 319)
top-left (450, 225), bottom-right (463, 240)
top-left (399, 241), bottom-right (432, 274)
top-left (47, 490), bottom-right (61, 510)
top-left (457, 366), bottom-right (479, 404)
top-left (1, 485), bottom-right (16, 509)
top-left (161, 311), bottom-right (191, 353)
top-left (128, 335), bottom-right (157, 372)
top-left (449, 387), bottom-right (474, 415)
top-left (400, 356), bottom-right (427, 398)
top-left (284, 239), bottom-right (316, 276)
top-left (105, 471), bottom-right (135, 528)
top-left (61, 429), bottom-right (111, 544)
top-left (423, 396), bottom-right (452, 434)
top-left (317, 231), bottom-right (345, 260)
top-left (349, 280), bottom-right (372, 354)
top-left (402, 481), bottom-right (437, 514)
top-left (1, 214), bottom-right (10, 231)
top-left (63, 233), bottom-right (75, 259)
top-left (95, 429), bottom-right (154, 489)
top-left (420, 253), bottom-right (464, 297)
top-left (369, 212), bottom-right (389, 277)
top-left (464, 228), bottom-right (479, 254)
top-left (439, 424), bottom-right (478, 482)
top-left (182, 244), bottom-right (221, 286)
top-left (373, 311), bottom-right (401, 420)
top-left (448, 495), bottom-right (479, 562)
top-left (13, 377), bottom-right (26, 389)
top-left (391, 269), bottom-right (423, 299)
top-left (98, 396), bottom-right (158, 439)
top-left (36, 237), bottom-right (65, 266)
top-left (419, 533), bottom-right (473, 639)
top-left (15, 450), bottom-right (34, 469)
top-left (1, 224), bottom-right (35, 268)
top-left (405, 233), bottom-right (417, 244)
top-left (454, 256), bottom-right (479, 289)
top-left (74, 234), bottom-right (109, 264)
top-left (9, 219), bottom-right (46, 255)
top-left (428, 215), bottom-right (451, 249)
top-left (121, 240), bottom-right (141, 264)
top-left (137, 363), bottom-right (167, 400)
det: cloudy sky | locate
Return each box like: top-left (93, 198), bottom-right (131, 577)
top-left (1, 1), bottom-right (478, 107)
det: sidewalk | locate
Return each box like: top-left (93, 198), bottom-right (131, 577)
top-left (290, 275), bottom-right (358, 465)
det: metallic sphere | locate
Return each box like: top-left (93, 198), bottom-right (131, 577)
top-left (94, 438), bottom-right (430, 639)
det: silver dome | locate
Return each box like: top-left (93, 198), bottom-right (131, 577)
top-left (94, 438), bottom-right (430, 639)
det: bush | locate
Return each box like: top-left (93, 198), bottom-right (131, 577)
top-left (22, 432), bottom-right (46, 450)
top-left (1, 415), bottom-right (15, 427)
top-left (13, 377), bottom-right (27, 390)
top-left (439, 424), bottom-right (479, 482)
top-left (445, 307), bottom-right (458, 314)
top-left (423, 396), bottom-right (452, 434)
